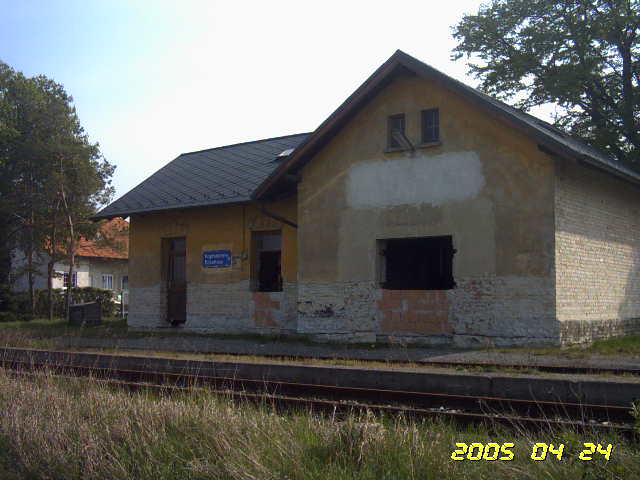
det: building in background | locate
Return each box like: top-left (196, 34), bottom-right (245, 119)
top-left (94, 50), bottom-right (640, 346)
top-left (11, 218), bottom-right (129, 293)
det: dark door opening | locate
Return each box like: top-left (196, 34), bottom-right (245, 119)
top-left (166, 237), bottom-right (186, 325)
top-left (252, 231), bottom-right (282, 292)
top-left (258, 250), bottom-right (282, 292)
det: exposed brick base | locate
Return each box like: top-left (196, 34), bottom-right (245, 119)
top-left (560, 318), bottom-right (640, 345)
top-left (295, 276), bottom-right (557, 346)
top-left (130, 281), bottom-right (297, 335)
top-left (378, 290), bottom-right (452, 335)
top-left (128, 276), bottom-right (638, 346)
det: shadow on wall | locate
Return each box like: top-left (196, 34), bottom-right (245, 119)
top-left (618, 248), bottom-right (640, 335)
top-left (555, 160), bottom-right (640, 342)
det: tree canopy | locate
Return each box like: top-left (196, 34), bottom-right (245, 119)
top-left (452, 0), bottom-right (640, 166)
top-left (0, 61), bottom-right (115, 313)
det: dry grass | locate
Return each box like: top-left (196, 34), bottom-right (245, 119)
top-left (0, 369), bottom-right (637, 479)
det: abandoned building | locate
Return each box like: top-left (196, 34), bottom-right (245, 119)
top-left (93, 50), bottom-right (640, 346)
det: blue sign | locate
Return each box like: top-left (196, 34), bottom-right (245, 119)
top-left (202, 250), bottom-right (232, 268)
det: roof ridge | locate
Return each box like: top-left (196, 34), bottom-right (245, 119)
top-left (180, 132), bottom-right (312, 157)
top-left (254, 49), bottom-right (639, 198)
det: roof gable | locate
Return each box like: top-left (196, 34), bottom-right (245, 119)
top-left (254, 50), bottom-right (640, 199)
top-left (93, 133), bottom-right (310, 219)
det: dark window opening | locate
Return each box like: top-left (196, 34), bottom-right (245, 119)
top-left (252, 231), bottom-right (282, 292)
top-left (387, 113), bottom-right (406, 149)
top-left (421, 108), bottom-right (440, 144)
top-left (380, 236), bottom-right (455, 290)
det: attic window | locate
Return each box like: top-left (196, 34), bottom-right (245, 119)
top-left (379, 236), bottom-right (455, 290)
top-left (387, 114), bottom-right (406, 149)
top-left (421, 108), bottom-right (440, 144)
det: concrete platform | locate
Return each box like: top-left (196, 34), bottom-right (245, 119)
top-left (3, 347), bottom-right (640, 407)
top-left (55, 335), bottom-right (640, 371)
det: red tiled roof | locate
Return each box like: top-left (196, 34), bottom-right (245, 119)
top-left (76, 218), bottom-right (129, 259)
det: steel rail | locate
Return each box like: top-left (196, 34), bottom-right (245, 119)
top-left (5, 368), bottom-right (635, 435)
top-left (1, 358), bottom-right (634, 429)
top-left (206, 352), bottom-right (640, 377)
top-left (3, 345), bottom-right (639, 376)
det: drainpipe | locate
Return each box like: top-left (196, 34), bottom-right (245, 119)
top-left (257, 203), bottom-right (298, 229)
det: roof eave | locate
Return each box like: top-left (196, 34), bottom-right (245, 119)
top-left (92, 198), bottom-right (255, 221)
top-left (253, 52), bottom-right (405, 200)
top-left (254, 49), bottom-right (640, 199)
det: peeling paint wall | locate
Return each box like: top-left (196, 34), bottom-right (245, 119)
top-left (347, 151), bottom-right (485, 209)
top-left (125, 68), bottom-right (640, 346)
top-left (128, 198), bottom-right (297, 333)
top-left (297, 71), bottom-right (557, 346)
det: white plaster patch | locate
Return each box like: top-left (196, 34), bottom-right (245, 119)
top-left (346, 152), bottom-right (485, 208)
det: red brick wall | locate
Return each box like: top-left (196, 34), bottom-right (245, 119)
top-left (378, 289), bottom-right (452, 334)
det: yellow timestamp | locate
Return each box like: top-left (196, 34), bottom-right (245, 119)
top-left (450, 442), bottom-right (614, 461)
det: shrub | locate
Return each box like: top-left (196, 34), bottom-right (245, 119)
top-left (35, 289), bottom-right (65, 318)
top-left (0, 311), bottom-right (18, 323)
top-left (4, 287), bottom-right (116, 320)
top-left (69, 287), bottom-right (116, 317)
top-left (0, 285), bottom-right (33, 321)
top-left (0, 284), bottom-right (12, 311)
top-left (11, 293), bottom-right (31, 320)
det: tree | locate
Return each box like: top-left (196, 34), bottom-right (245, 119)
top-left (452, 0), bottom-right (640, 166)
top-left (0, 63), bottom-right (19, 288)
top-left (0, 61), bottom-right (115, 319)
top-left (0, 66), bottom-right (53, 313)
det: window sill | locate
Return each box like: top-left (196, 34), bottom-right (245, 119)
top-left (384, 141), bottom-right (441, 154)
top-left (383, 146), bottom-right (409, 153)
top-left (416, 140), bottom-right (441, 149)
top-left (380, 287), bottom-right (455, 291)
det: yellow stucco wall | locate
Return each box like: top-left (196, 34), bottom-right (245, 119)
top-left (293, 69), bottom-right (559, 345)
top-left (126, 67), bottom-right (561, 344)
top-left (297, 70), bottom-right (556, 283)
top-left (128, 197), bottom-right (298, 289)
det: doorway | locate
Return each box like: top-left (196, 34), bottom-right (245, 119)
top-left (251, 231), bottom-right (282, 292)
top-left (165, 237), bottom-right (186, 325)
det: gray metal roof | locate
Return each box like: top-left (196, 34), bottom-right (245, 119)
top-left (441, 63), bottom-right (640, 184)
top-left (255, 50), bottom-right (640, 198)
top-left (406, 51), bottom-right (640, 184)
top-left (93, 133), bottom-right (310, 219)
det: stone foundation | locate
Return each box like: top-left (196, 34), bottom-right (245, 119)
top-left (127, 284), bottom-right (166, 328)
top-left (129, 281), bottom-right (297, 335)
top-left (129, 275), bottom-right (639, 346)
top-left (560, 318), bottom-right (640, 345)
top-left (296, 276), bottom-right (557, 347)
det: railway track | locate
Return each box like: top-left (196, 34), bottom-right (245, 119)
top-left (186, 350), bottom-right (640, 377)
top-left (1, 358), bottom-right (635, 434)
top-left (416, 360), bottom-right (640, 377)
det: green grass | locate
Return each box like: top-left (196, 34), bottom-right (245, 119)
top-left (0, 316), bottom-right (128, 349)
top-left (582, 335), bottom-right (640, 356)
top-left (0, 369), bottom-right (637, 479)
top-left (0, 316), bottom-right (460, 350)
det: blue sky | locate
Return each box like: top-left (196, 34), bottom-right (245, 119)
top-left (2, 0), bottom-right (531, 204)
